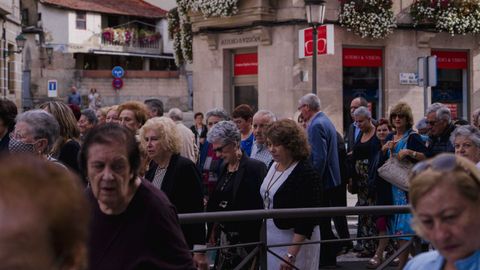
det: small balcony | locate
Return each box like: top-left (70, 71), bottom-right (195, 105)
top-left (100, 27), bottom-right (162, 53)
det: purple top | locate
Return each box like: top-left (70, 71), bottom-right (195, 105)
top-left (87, 179), bottom-right (196, 270)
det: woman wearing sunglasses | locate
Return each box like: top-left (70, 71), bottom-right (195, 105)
top-left (405, 153), bottom-right (480, 269)
top-left (381, 102), bottom-right (427, 268)
top-left (206, 120), bottom-right (267, 269)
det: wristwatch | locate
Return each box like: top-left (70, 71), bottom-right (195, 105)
top-left (286, 253), bottom-right (296, 263)
top-left (412, 151), bottom-right (417, 158)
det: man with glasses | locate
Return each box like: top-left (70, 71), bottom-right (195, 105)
top-left (425, 103), bottom-right (455, 157)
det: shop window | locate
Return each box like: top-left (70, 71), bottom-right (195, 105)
top-left (431, 51), bottom-right (468, 120)
top-left (342, 48), bottom-right (383, 132)
top-left (232, 52), bottom-right (258, 111)
top-left (76, 11), bottom-right (86, 30)
top-left (150, 58), bottom-right (177, 71)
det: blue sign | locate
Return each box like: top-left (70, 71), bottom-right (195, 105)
top-left (47, 80), bottom-right (57, 97)
top-left (112, 66), bottom-right (125, 78)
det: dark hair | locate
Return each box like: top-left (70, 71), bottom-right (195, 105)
top-left (375, 118), bottom-right (392, 130)
top-left (231, 104), bottom-right (254, 121)
top-left (0, 154), bottom-right (89, 269)
top-left (68, 104), bottom-right (81, 121)
top-left (264, 119), bottom-right (310, 161)
top-left (81, 109), bottom-right (98, 125)
top-left (144, 98), bottom-right (164, 117)
top-left (0, 99), bottom-right (17, 132)
top-left (194, 112), bottom-right (204, 119)
top-left (79, 123), bottom-right (140, 180)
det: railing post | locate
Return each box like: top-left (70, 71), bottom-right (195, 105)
top-left (259, 218), bottom-right (268, 269)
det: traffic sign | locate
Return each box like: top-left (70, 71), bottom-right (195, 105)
top-left (112, 78), bottom-right (123, 90)
top-left (112, 66), bottom-right (125, 78)
top-left (47, 80), bottom-right (57, 97)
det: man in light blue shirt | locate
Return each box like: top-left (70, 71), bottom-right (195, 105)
top-left (250, 110), bottom-right (276, 167)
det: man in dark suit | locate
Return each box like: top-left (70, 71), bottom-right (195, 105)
top-left (345, 97), bottom-right (368, 154)
top-left (298, 93), bottom-right (341, 268)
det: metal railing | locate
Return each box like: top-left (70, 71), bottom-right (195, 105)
top-left (178, 205), bottom-right (421, 270)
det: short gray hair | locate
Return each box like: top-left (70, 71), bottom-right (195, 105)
top-left (81, 109), bottom-right (98, 125)
top-left (253, 110), bottom-right (276, 122)
top-left (353, 106), bottom-right (371, 119)
top-left (298, 93), bottom-right (321, 111)
top-left (167, 108), bottom-right (183, 121)
top-left (426, 103), bottom-right (451, 123)
top-left (205, 108), bottom-right (229, 122)
top-left (16, 110), bottom-right (60, 153)
top-left (450, 125), bottom-right (480, 148)
top-left (207, 121), bottom-right (240, 146)
top-left (416, 118), bottom-right (428, 130)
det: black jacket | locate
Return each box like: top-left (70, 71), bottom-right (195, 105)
top-left (271, 159), bottom-right (322, 239)
top-left (206, 152), bottom-right (267, 244)
top-left (145, 154), bottom-right (205, 248)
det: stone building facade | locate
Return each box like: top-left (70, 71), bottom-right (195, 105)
top-left (191, 0), bottom-right (480, 133)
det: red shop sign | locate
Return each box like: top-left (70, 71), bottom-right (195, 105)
top-left (234, 53), bottom-right (258, 76)
top-left (431, 51), bottom-right (467, 69)
top-left (298, 24), bottom-right (335, 58)
top-left (343, 48), bottom-right (382, 67)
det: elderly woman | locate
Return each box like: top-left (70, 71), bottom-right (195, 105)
top-left (382, 102), bottom-right (427, 268)
top-left (206, 121), bottom-right (266, 269)
top-left (40, 101), bottom-right (82, 175)
top-left (78, 108), bottom-right (97, 140)
top-left (0, 99), bottom-right (17, 154)
top-left (9, 110), bottom-right (60, 161)
top-left (105, 105), bottom-right (120, 123)
top-left (79, 123), bottom-right (195, 270)
top-left (0, 155), bottom-right (89, 270)
top-left (450, 125), bottom-right (480, 168)
top-left (140, 117), bottom-right (207, 269)
top-left (118, 101), bottom-right (149, 134)
top-left (405, 154), bottom-right (480, 270)
top-left (262, 119), bottom-right (321, 269)
top-left (350, 106), bottom-right (381, 258)
top-left (95, 106), bottom-right (108, 125)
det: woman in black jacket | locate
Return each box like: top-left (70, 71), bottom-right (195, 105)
top-left (261, 119), bottom-right (322, 269)
top-left (140, 117), bottom-right (207, 269)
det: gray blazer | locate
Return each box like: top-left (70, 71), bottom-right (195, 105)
top-left (307, 111), bottom-right (341, 190)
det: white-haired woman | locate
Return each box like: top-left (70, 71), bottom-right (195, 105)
top-left (140, 117), bottom-right (207, 269)
top-left (450, 125), bottom-right (480, 169)
top-left (206, 121), bottom-right (267, 269)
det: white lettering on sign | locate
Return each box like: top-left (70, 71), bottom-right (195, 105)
top-left (399, 73), bottom-right (418, 85)
top-left (220, 36), bottom-right (260, 46)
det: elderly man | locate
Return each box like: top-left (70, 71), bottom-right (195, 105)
top-left (250, 110), bottom-right (276, 167)
top-left (298, 93), bottom-right (341, 268)
top-left (425, 103), bottom-right (455, 157)
top-left (144, 98), bottom-right (164, 118)
top-left (167, 108), bottom-right (198, 163)
top-left (345, 97), bottom-right (368, 154)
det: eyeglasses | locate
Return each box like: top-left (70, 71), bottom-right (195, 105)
top-left (207, 121), bottom-right (218, 127)
top-left (425, 120), bottom-right (437, 126)
top-left (297, 104), bottom-right (307, 110)
top-left (213, 144), bottom-right (229, 153)
top-left (410, 154), bottom-right (480, 185)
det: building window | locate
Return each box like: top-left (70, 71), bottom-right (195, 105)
top-left (7, 44), bottom-right (15, 94)
top-left (76, 11), bottom-right (86, 30)
top-left (21, 8), bottom-right (29, 26)
top-left (342, 48), bottom-right (383, 132)
top-left (431, 51), bottom-right (468, 120)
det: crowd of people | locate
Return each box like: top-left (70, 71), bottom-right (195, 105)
top-left (0, 92), bottom-right (479, 270)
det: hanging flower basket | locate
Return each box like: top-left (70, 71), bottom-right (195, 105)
top-left (338, 0), bottom-right (397, 39)
top-left (410, 0), bottom-right (480, 35)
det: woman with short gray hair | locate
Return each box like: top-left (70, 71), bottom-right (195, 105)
top-left (450, 125), bottom-right (480, 168)
top-left (9, 110), bottom-right (61, 162)
top-left (206, 120), bottom-right (267, 269)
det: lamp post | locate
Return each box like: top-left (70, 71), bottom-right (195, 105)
top-left (305, 0), bottom-right (326, 95)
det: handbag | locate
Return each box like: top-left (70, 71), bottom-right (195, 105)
top-left (377, 155), bottom-right (412, 191)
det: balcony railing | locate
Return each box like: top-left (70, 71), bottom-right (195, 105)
top-left (101, 28), bottom-right (161, 49)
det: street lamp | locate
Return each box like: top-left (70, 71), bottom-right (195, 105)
top-left (45, 46), bottom-right (54, 64)
top-left (15, 34), bottom-right (26, 53)
top-left (305, 0), bottom-right (326, 95)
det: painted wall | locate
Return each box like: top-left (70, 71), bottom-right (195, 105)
top-left (39, 4), bottom-right (69, 45)
top-left (68, 11), bottom-right (101, 45)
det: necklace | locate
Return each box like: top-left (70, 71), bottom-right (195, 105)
top-left (263, 162), bottom-right (293, 209)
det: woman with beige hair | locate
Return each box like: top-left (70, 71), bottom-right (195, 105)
top-left (381, 102), bottom-right (427, 268)
top-left (40, 101), bottom-right (81, 175)
top-left (140, 117), bottom-right (207, 269)
top-left (105, 105), bottom-right (120, 123)
top-left (405, 153), bottom-right (480, 269)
